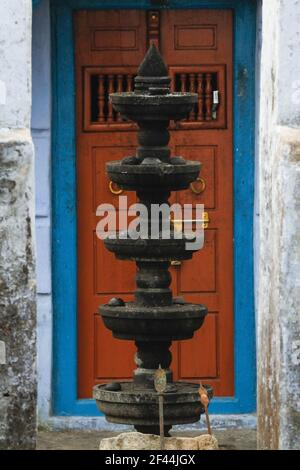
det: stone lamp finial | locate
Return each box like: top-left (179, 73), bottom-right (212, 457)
top-left (135, 44), bottom-right (171, 95)
top-left (137, 43), bottom-right (168, 77)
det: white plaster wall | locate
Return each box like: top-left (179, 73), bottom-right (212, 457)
top-left (0, 0), bottom-right (32, 128)
top-left (275, 2), bottom-right (300, 448)
top-left (257, 0), bottom-right (300, 450)
top-left (0, 0), bottom-right (37, 449)
top-left (32, 0), bottom-right (52, 425)
top-left (277, 2), bottom-right (300, 127)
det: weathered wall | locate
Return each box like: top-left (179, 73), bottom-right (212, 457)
top-left (0, 0), bottom-right (36, 450)
top-left (257, 0), bottom-right (300, 450)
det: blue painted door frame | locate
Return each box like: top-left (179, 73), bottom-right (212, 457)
top-left (48, 0), bottom-right (257, 416)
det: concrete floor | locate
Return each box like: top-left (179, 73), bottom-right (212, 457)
top-left (37, 429), bottom-right (257, 450)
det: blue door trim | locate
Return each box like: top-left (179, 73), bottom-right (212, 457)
top-left (51, 0), bottom-right (257, 416)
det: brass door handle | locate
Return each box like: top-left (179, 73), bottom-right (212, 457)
top-left (109, 181), bottom-right (123, 195)
top-left (202, 212), bottom-right (210, 229)
top-left (171, 260), bottom-right (182, 267)
top-left (171, 213), bottom-right (210, 231)
top-left (190, 177), bottom-right (206, 195)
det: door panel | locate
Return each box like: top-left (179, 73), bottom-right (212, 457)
top-left (94, 316), bottom-right (136, 380)
top-left (179, 314), bottom-right (218, 379)
top-left (179, 230), bottom-right (217, 293)
top-left (76, 9), bottom-right (233, 398)
top-left (95, 235), bottom-right (136, 295)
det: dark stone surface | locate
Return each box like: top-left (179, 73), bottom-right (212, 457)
top-left (121, 156), bottom-right (139, 165)
top-left (106, 160), bottom-right (201, 192)
top-left (105, 383), bottom-right (122, 392)
top-left (108, 297), bottom-right (125, 307)
top-left (137, 43), bottom-right (168, 78)
top-left (110, 93), bottom-right (198, 123)
top-left (173, 296), bottom-right (185, 305)
top-left (94, 383), bottom-right (213, 435)
top-left (94, 45), bottom-right (210, 434)
top-left (170, 156), bottom-right (187, 166)
top-left (100, 303), bottom-right (207, 341)
top-left (104, 235), bottom-right (197, 261)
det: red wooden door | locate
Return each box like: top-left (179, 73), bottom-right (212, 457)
top-left (76, 9), bottom-right (233, 398)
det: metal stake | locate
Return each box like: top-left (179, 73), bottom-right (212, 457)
top-left (204, 406), bottom-right (212, 436)
top-left (154, 365), bottom-right (167, 450)
top-left (158, 393), bottom-right (165, 450)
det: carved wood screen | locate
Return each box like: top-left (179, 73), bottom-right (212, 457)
top-left (84, 65), bottom-right (225, 131)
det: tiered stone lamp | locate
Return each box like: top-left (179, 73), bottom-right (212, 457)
top-left (93, 45), bottom-right (212, 436)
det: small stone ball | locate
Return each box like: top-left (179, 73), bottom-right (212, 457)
top-left (108, 297), bottom-right (125, 307)
top-left (141, 157), bottom-right (162, 165)
top-left (170, 157), bottom-right (186, 166)
top-left (122, 156), bottom-right (139, 165)
top-left (105, 382), bottom-right (122, 392)
top-left (173, 296), bottom-right (185, 305)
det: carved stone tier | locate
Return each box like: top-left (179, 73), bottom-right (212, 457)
top-left (104, 236), bottom-right (197, 261)
top-left (100, 303), bottom-right (207, 341)
top-left (94, 383), bottom-right (213, 436)
top-left (106, 160), bottom-right (201, 192)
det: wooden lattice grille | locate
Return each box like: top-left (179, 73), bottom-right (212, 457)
top-left (173, 72), bottom-right (218, 122)
top-left (84, 65), bottom-right (226, 131)
top-left (90, 73), bottom-right (135, 123)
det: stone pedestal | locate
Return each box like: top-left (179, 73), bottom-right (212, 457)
top-left (99, 432), bottom-right (218, 451)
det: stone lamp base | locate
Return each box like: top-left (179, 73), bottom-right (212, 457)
top-left (99, 432), bottom-right (219, 451)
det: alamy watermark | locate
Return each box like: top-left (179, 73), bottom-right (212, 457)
top-left (96, 196), bottom-right (205, 250)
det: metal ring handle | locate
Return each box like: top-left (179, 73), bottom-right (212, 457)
top-left (190, 177), bottom-right (206, 195)
top-left (109, 181), bottom-right (123, 195)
